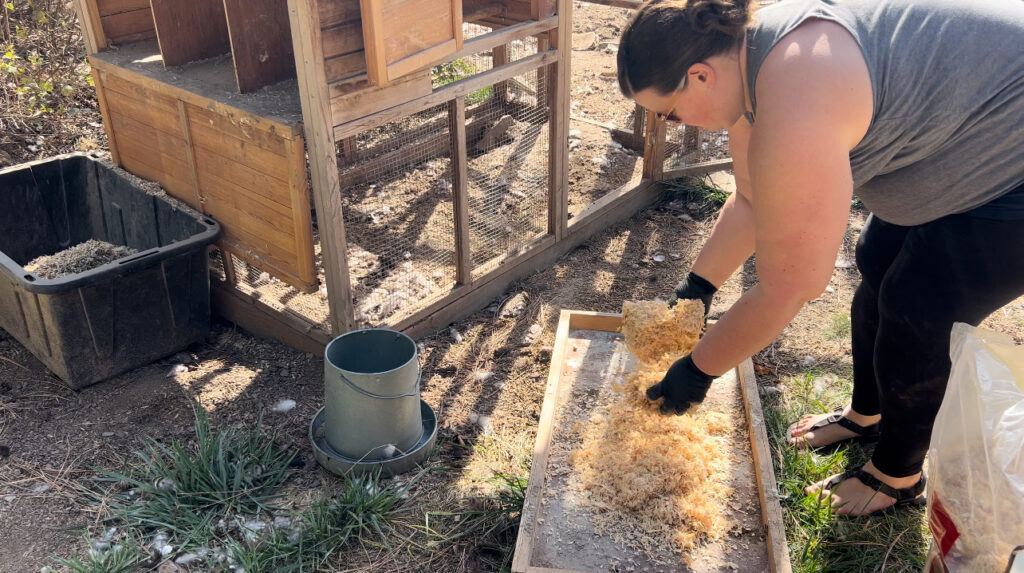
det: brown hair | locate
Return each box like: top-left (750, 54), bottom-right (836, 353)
top-left (617, 0), bottom-right (752, 97)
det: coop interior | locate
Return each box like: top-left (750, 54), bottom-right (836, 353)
top-left (72, 0), bottom-right (729, 353)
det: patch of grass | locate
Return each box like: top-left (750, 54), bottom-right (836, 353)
top-left (65, 406), bottom-right (422, 572)
top-left (423, 471), bottom-right (527, 572)
top-left (765, 371), bottom-right (929, 572)
top-left (88, 406), bottom-right (294, 541)
top-left (432, 58), bottom-right (492, 105)
top-left (824, 312), bottom-right (853, 341)
top-left (663, 174), bottom-right (731, 215)
top-left (49, 536), bottom-right (148, 573)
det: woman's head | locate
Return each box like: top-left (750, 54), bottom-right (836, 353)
top-left (618, 0), bottom-right (752, 97)
top-left (618, 0), bottom-right (752, 129)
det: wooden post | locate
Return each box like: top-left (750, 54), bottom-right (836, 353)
top-left (90, 68), bottom-right (119, 164)
top-left (492, 44), bottom-right (509, 104)
top-left (448, 97), bottom-right (473, 285)
top-left (71, 0), bottom-right (105, 54)
top-left (642, 109), bottom-right (666, 181)
top-left (631, 102), bottom-right (645, 141)
top-left (288, 0), bottom-right (356, 334)
top-left (546, 0), bottom-right (570, 239)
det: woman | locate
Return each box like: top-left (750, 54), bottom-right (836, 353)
top-left (617, 0), bottom-right (1024, 516)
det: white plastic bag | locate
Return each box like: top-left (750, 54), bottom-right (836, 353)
top-left (925, 323), bottom-right (1024, 573)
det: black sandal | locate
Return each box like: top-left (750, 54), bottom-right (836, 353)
top-left (820, 467), bottom-right (927, 516)
top-left (787, 406), bottom-right (881, 450)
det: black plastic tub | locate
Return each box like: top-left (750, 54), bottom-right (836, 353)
top-left (0, 154), bottom-right (221, 388)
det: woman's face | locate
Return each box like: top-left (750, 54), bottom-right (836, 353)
top-left (631, 59), bottom-right (744, 131)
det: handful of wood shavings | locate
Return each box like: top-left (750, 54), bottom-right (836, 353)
top-left (621, 299), bottom-right (704, 364)
top-left (568, 299), bottom-right (732, 559)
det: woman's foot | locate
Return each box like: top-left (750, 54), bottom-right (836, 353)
top-left (805, 461), bottom-right (925, 516)
top-left (787, 406), bottom-right (881, 449)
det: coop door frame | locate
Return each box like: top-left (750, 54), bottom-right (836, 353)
top-left (360, 0), bottom-right (464, 85)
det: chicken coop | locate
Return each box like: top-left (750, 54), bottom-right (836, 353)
top-left (70, 0), bottom-right (730, 353)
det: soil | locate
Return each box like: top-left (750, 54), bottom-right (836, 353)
top-left (24, 239), bottom-right (138, 279)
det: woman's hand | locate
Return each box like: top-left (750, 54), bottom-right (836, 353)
top-left (645, 354), bottom-right (714, 415)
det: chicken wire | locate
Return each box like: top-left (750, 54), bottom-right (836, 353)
top-left (664, 125), bottom-right (731, 172)
top-left (338, 104), bottom-right (459, 328)
top-left (466, 68), bottom-right (551, 278)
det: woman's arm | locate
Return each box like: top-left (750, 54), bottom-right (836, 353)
top-left (690, 119), bottom-right (756, 288)
top-left (690, 20), bottom-right (873, 376)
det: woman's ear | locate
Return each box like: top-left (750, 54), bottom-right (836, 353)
top-left (688, 62), bottom-right (714, 87)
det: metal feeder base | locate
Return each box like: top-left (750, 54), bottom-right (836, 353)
top-left (309, 400), bottom-right (437, 477)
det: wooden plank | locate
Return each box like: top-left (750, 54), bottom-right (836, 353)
top-left (448, 98), bottom-right (472, 286)
top-left (89, 56), bottom-right (302, 138)
top-left (192, 154), bottom-right (295, 220)
top-left (212, 282), bottom-right (330, 355)
top-left (176, 100), bottom-right (205, 208)
top-left (98, 69), bottom-right (181, 117)
top-left (149, 0), bottom-right (230, 67)
top-left (548, 0), bottom-right (569, 239)
top-left (334, 49), bottom-right (557, 138)
top-left (449, 16), bottom-right (558, 63)
top-left (90, 68), bottom-right (118, 163)
top-left (386, 37), bottom-right (457, 81)
top-left (97, 0), bottom-right (149, 16)
top-left (330, 69), bottom-right (432, 126)
top-left (566, 310), bottom-right (621, 332)
top-left (223, 0), bottom-right (297, 93)
top-left (465, 2), bottom-right (503, 22)
top-left (115, 137), bottom-right (195, 201)
top-left (325, 51), bottom-right (367, 82)
top-left (289, 0), bottom-right (356, 333)
top-left (318, 0), bottom-right (361, 28)
top-left (72, 0), bottom-right (106, 53)
top-left (642, 109), bottom-right (666, 180)
top-left (285, 134), bottom-right (317, 290)
top-left (187, 118), bottom-right (292, 183)
top-left (511, 308), bottom-right (573, 573)
top-left (321, 20), bottom-right (364, 59)
top-left (492, 44), bottom-right (509, 102)
top-left (579, 0), bottom-right (640, 9)
top-left (185, 103), bottom-right (290, 157)
top-left (99, 8), bottom-right (155, 44)
top-left (738, 358), bottom-right (793, 573)
top-left (358, 0), bottom-right (388, 85)
top-left (379, 0), bottom-right (454, 64)
top-left (661, 158), bottom-right (734, 181)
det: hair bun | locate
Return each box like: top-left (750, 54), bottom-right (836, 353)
top-left (687, 0), bottom-right (750, 36)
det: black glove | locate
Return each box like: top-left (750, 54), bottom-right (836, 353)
top-left (645, 354), bottom-right (714, 415)
top-left (668, 271), bottom-right (717, 315)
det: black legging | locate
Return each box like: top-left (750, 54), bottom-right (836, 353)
top-left (849, 212), bottom-right (1024, 478)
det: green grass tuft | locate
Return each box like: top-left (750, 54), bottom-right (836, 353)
top-left (49, 536), bottom-right (148, 573)
top-left (765, 371), bottom-right (929, 572)
top-left (824, 312), bottom-right (853, 341)
top-left (662, 174), bottom-right (731, 215)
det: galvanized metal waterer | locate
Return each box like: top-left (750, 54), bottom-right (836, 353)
top-left (310, 328), bottom-right (437, 477)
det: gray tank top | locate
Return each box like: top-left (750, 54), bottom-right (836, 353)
top-left (745, 0), bottom-right (1024, 225)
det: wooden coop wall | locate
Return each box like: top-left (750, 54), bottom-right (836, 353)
top-left (89, 62), bottom-right (317, 293)
top-left (74, 0), bottom-right (730, 354)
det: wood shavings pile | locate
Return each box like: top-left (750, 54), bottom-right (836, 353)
top-left (621, 299), bottom-right (704, 364)
top-left (569, 299), bottom-right (732, 559)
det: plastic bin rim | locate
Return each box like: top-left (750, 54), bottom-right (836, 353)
top-left (0, 153), bottom-right (222, 294)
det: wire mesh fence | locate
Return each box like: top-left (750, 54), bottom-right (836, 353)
top-left (465, 67), bottom-right (551, 278)
top-left (337, 103), bottom-right (458, 328)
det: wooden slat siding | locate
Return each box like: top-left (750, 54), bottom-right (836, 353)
top-left (187, 119), bottom-right (292, 183)
top-left (661, 158), bottom-right (734, 181)
top-left (115, 140), bottom-right (194, 201)
top-left (737, 358), bottom-right (793, 573)
top-left (321, 20), bottom-right (364, 59)
top-left (197, 190), bottom-right (301, 263)
top-left (324, 52), bottom-right (366, 83)
top-left (97, 0), bottom-right (149, 16)
top-left (106, 110), bottom-right (189, 166)
top-left (334, 49), bottom-right (557, 138)
top-left (223, 0), bottom-right (297, 93)
top-left (191, 152), bottom-right (295, 216)
top-left (285, 134), bottom-right (317, 292)
top-left (72, 0), bottom-right (105, 53)
top-left (98, 69), bottom-right (180, 117)
top-left (448, 98), bottom-right (472, 285)
top-left (330, 69), bottom-right (432, 126)
top-left (318, 0), bottom-right (361, 28)
top-left (89, 57), bottom-right (301, 138)
top-left (90, 69), bottom-right (118, 162)
top-left (149, 0), bottom-right (230, 67)
top-left (176, 101), bottom-right (204, 208)
top-left (100, 8), bottom-right (155, 44)
top-left (289, 0), bottom-right (357, 333)
top-left (185, 104), bottom-right (289, 157)
top-left (511, 308), bottom-right (572, 573)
